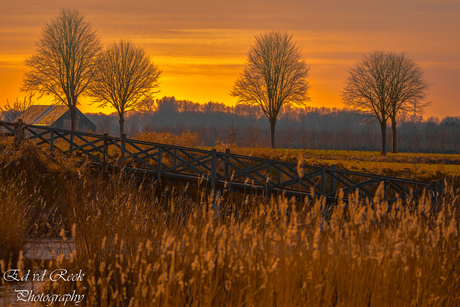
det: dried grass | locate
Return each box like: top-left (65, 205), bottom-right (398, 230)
top-left (1, 140), bottom-right (459, 306)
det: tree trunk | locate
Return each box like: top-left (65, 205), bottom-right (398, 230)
top-left (380, 121), bottom-right (387, 155)
top-left (70, 106), bottom-right (77, 131)
top-left (391, 117), bottom-right (397, 153)
top-left (69, 105), bottom-right (76, 150)
top-left (270, 118), bottom-right (276, 149)
top-left (119, 115), bottom-right (125, 137)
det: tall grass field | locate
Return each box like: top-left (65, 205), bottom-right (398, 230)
top-left (0, 137), bottom-right (459, 306)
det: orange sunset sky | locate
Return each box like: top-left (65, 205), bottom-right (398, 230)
top-left (1, 0), bottom-right (459, 119)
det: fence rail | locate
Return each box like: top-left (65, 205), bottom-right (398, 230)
top-left (0, 120), bottom-right (443, 204)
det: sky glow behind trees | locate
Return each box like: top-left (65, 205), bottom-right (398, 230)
top-left (0, 0), bottom-right (459, 118)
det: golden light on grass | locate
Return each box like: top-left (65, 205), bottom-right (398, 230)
top-left (0, 134), bottom-right (459, 306)
top-left (48, 185), bottom-right (458, 306)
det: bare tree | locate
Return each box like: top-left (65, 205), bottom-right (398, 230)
top-left (88, 40), bottom-right (161, 136)
top-left (21, 8), bottom-right (101, 131)
top-left (0, 95), bottom-right (34, 123)
top-left (387, 54), bottom-right (430, 153)
top-left (342, 50), bottom-right (430, 155)
top-left (230, 31), bottom-right (310, 149)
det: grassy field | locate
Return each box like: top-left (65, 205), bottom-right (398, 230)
top-left (1, 138), bottom-right (459, 306)
top-left (134, 130), bottom-right (460, 165)
top-left (135, 131), bottom-right (460, 181)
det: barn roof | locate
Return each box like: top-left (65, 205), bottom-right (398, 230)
top-left (19, 105), bottom-right (69, 125)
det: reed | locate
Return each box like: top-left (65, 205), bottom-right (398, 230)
top-left (1, 140), bottom-right (459, 306)
top-left (48, 178), bottom-right (460, 306)
top-left (0, 179), bottom-right (30, 266)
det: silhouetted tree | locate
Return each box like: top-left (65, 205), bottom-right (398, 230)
top-left (342, 50), bottom-right (430, 155)
top-left (21, 9), bottom-right (101, 131)
top-left (88, 39), bottom-right (161, 136)
top-left (230, 31), bottom-right (310, 149)
top-left (386, 55), bottom-right (430, 153)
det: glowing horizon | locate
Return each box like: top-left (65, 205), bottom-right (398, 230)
top-left (1, 1), bottom-right (459, 119)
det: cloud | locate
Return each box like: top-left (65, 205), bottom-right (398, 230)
top-left (1, 0), bottom-right (459, 118)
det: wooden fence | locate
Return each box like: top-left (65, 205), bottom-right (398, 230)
top-left (0, 120), bottom-right (443, 204)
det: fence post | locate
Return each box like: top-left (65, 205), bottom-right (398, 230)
top-left (121, 134), bottom-right (126, 158)
top-left (211, 149), bottom-right (216, 193)
top-left (103, 133), bottom-right (108, 169)
top-left (158, 146), bottom-right (162, 185)
top-left (266, 162), bottom-right (270, 197)
top-left (14, 119), bottom-right (24, 145)
top-left (330, 165), bottom-right (336, 194)
top-left (225, 148), bottom-right (230, 177)
top-left (50, 131), bottom-right (54, 152)
top-left (321, 165), bottom-right (326, 195)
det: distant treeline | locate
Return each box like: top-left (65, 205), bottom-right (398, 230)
top-left (86, 96), bottom-right (460, 153)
